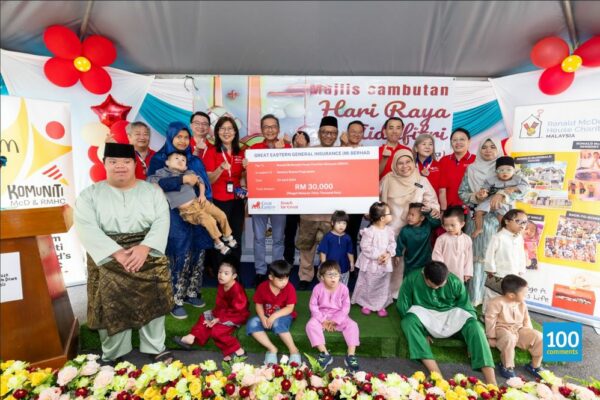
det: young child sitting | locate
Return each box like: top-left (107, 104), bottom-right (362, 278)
top-left (473, 156), bottom-right (530, 238)
top-left (351, 201), bottom-right (397, 317)
top-left (485, 274), bottom-right (546, 379)
top-left (246, 260), bottom-right (301, 365)
top-left (317, 210), bottom-right (355, 286)
top-left (148, 151), bottom-right (236, 254)
top-left (432, 206), bottom-right (473, 283)
top-left (306, 261), bottom-right (361, 371)
top-left (172, 259), bottom-right (249, 361)
top-left (396, 202), bottom-right (441, 278)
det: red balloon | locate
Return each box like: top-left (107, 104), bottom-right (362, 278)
top-left (83, 35), bottom-right (117, 66)
top-left (538, 65), bottom-right (575, 95)
top-left (88, 145), bottom-right (101, 163)
top-left (530, 36), bottom-right (570, 68)
top-left (110, 120), bottom-right (130, 144)
top-left (90, 163), bottom-right (106, 182)
top-left (91, 95), bottom-right (132, 127)
top-left (574, 35), bottom-right (600, 67)
top-left (81, 65), bottom-right (112, 95)
top-left (43, 25), bottom-right (81, 59)
top-left (44, 58), bottom-right (80, 87)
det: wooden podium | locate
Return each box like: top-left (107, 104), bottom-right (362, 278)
top-left (1, 207), bottom-right (79, 368)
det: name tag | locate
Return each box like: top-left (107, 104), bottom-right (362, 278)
top-left (415, 182), bottom-right (423, 188)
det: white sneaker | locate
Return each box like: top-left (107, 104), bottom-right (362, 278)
top-left (215, 242), bottom-right (231, 255)
top-left (222, 235), bottom-right (237, 248)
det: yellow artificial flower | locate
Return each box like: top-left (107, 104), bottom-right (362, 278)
top-left (445, 390), bottom-right (459, 400)
top-left (487, 383), bottom-right (499, 392)
top-left (1, 360), bottom-right (15, 371)
top-left (459, 395), bottom-right (469, 400)
top-left (171, 360), bottom-right (183, 370)
top-left (29, 371), bottom-right (49, 387)
top-left (4, 396), bottom-right (16, 400)
top-left (166, 387), bottom-right (179, 400)
top-left (454, 386), bottom-right (467, 397)
top-left (151, 395), bottom-right (163, 400)
top-left (436, 380), bottom-right (450, 392)
top-left (474, 384), bottom-right (488, 395)
top-left (412, 371), bottom-right (426, 382)
top-left (1, 375), bottom-right (10, 397)
top-left (430, 371), bottom-right (443, 382)
top-left (189, 379), bottom-right (202, 397)
top-left (143, 386), bottom-right (160, 399)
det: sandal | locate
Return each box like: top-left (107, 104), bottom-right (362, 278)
top-left (224, 350), bottom-right (247, 362)
top-left (153, 350), bottom-right (174, 364)
top-left (172, 335), bottom-right (193, 350)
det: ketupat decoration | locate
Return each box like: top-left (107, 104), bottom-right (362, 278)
top-left (1, 355), bottom-right (599, 400)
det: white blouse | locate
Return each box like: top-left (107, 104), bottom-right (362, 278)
top-left (484, 228), bottom-right (526, 277)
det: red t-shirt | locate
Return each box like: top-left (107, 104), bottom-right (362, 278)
top-left (135, 149), bottom-right (156, 180)
top-left (250, 141), bottom-right (292, 150)
top-left (193, 141), bottom-right (214, 162)
top-left (438, 152), bottom-right (476, 207)
top-left (253, 280), bottom-right (297, 319)
top-left (417, 158), bottom-right (442, 195)
top-left (203, 146), bottom-right (246, 201)
top-left (379, 143), bottom-right (411, 179)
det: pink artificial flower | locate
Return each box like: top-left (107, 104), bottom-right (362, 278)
top-left (409, 390), bottom-right (426, 400)
top-left (310, 375), bottom-right (325, 388)
top-left (328, 378), bottom-right (343, 394)
top-left (93, 369), bottom-right (115, 389)
top-left (80, 361), bottom-right (100, 376)
top-left (38, 387), bottom-right (62, 400)
top-left (506, 377), bottom-right (525, 389)
top-left (536, 383), bottom-right (554, 399)
top-left (57, 366), bottom-right (78, 386)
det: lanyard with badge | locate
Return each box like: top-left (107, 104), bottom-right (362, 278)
top-left (222, 146), bottom-right (234, 193)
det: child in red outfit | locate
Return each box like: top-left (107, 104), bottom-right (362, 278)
top-left (173, 260), bottom-right (249, 361)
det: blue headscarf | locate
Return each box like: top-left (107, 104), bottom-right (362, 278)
top-left (148, 121), bottom-right (212, 200)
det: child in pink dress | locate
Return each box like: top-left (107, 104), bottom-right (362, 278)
top-left (432, 206), bottom-right (473, 282)
top-left (306, 261), bottom-right (360, 371)
top-left (351, 201), bottom-right (397, 317)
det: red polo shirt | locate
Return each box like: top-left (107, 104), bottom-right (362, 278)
top-left (438, 152), bottom-right (476, 207)
top-left (193, 141), bottom-right (214, 162)
top-left (253, 280), bottom-right (297, 319)
top-left (134, 149), bottom-right (156, 180)
top-left (203, 146), bottom-right (246, 201)
top-left (417, 158), bottom-right (442, 195)
top-left (379, 143), bottom-right (411, 179)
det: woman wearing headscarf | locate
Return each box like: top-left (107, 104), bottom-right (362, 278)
top-left (380, 149), bottom-right (440, 298)
top-left (147, 121), bottom-right (213, 320)
top-left (458, 137), bottom-right (514, 306)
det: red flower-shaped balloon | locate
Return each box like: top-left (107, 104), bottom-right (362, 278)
top-left (531, 35), bottom-right (600, 95)
top-left (43, 25), bottom-right (117, 94)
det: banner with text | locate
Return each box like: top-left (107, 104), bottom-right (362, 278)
top-left (246, 146), bottom-right (380, 214)
top-left (0, 96), bottom-right (86, 286)
top-left (512, 99), bottom-right (600, 328)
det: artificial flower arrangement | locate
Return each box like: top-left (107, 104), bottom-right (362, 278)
top-left (1, 354), bottom-right (599, 400)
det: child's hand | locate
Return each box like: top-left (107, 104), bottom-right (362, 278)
top-left (464, 275), bottom-right (472, 282)
top-left (204, 318), bottom-right (219, 328)
top-left (476, 189), bottom-right (488, 201)
top-left (426, 336), bottom-right (434, 345)
top-left (378, 252), bottom-right (391, 264)
top-left (265, 315), bottom-right (276, 329)
top-left (198, 194), bottom-right (207, 205)
top-left (183, 174), bottom-right (200, 186)
top-left (323, 320), bottom-right (336, 332)
top-left (260, 316), bottom-right (269, 329)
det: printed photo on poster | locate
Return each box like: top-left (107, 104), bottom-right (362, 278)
top-left (515, 155), bottom-right (567, 190)
top-left (575, 150), bottom-right (600, 182)
top-left (523, 189), bottom-right (572, 209)
top-left (524, 214), bottom-right (545, 270)
top-left (544, 212), bottom-right (599, 265)
top-left (568, 179), bottom-right (600, 202)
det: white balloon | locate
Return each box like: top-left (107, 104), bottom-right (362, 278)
top-left (273, 109), bottom-right (286, 119)
top-left (82, 122), bottom-right (110, 146)
top-left (284, 102), bottom-right (305, 119)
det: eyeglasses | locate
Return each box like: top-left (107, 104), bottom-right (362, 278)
top-left (219, 127), bottom-right (235, 133)
top-left (262, 125), bottom-right (279, 131)
top-left (384, 213), bottom-right (392, 216)
top-left (324, 273), bottom-right (340, 278)
top-left (511, 219), bottom-right (528, 226)
top-left (192, 121), bottom-right (210, 127)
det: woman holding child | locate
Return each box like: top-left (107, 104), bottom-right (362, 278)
top-left (380, 149), bottom-right (440, 299)
top-left (147, 122), bottom-right (214, 319)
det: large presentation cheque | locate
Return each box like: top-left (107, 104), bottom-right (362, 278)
top-left (246, 146), bottom-right (380, 214)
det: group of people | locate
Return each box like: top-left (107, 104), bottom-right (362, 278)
top-left (74, 112), bottom-right (545, 384)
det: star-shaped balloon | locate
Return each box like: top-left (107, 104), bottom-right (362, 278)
top-left (90, 94), bottom-right (132, 127)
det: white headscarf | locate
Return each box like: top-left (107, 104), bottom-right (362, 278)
top-left (466, 137), bottom-right (504, 190)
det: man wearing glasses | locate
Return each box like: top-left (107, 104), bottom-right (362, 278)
top-left (296, 116), bottom-right (339, 290)
top-left (126, 121), bottom-right (155, 180)
top-left (250, 114), bottom-right (291, 286)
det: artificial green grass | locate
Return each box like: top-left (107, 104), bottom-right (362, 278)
top-left (79, 288), bottom-right (537, 364)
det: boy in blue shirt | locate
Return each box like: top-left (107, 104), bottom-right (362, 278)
top-left (318, 210), bottom-right (355, 285)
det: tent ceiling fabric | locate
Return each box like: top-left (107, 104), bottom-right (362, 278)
top-left (1, 1), bottom-right (599, 77)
